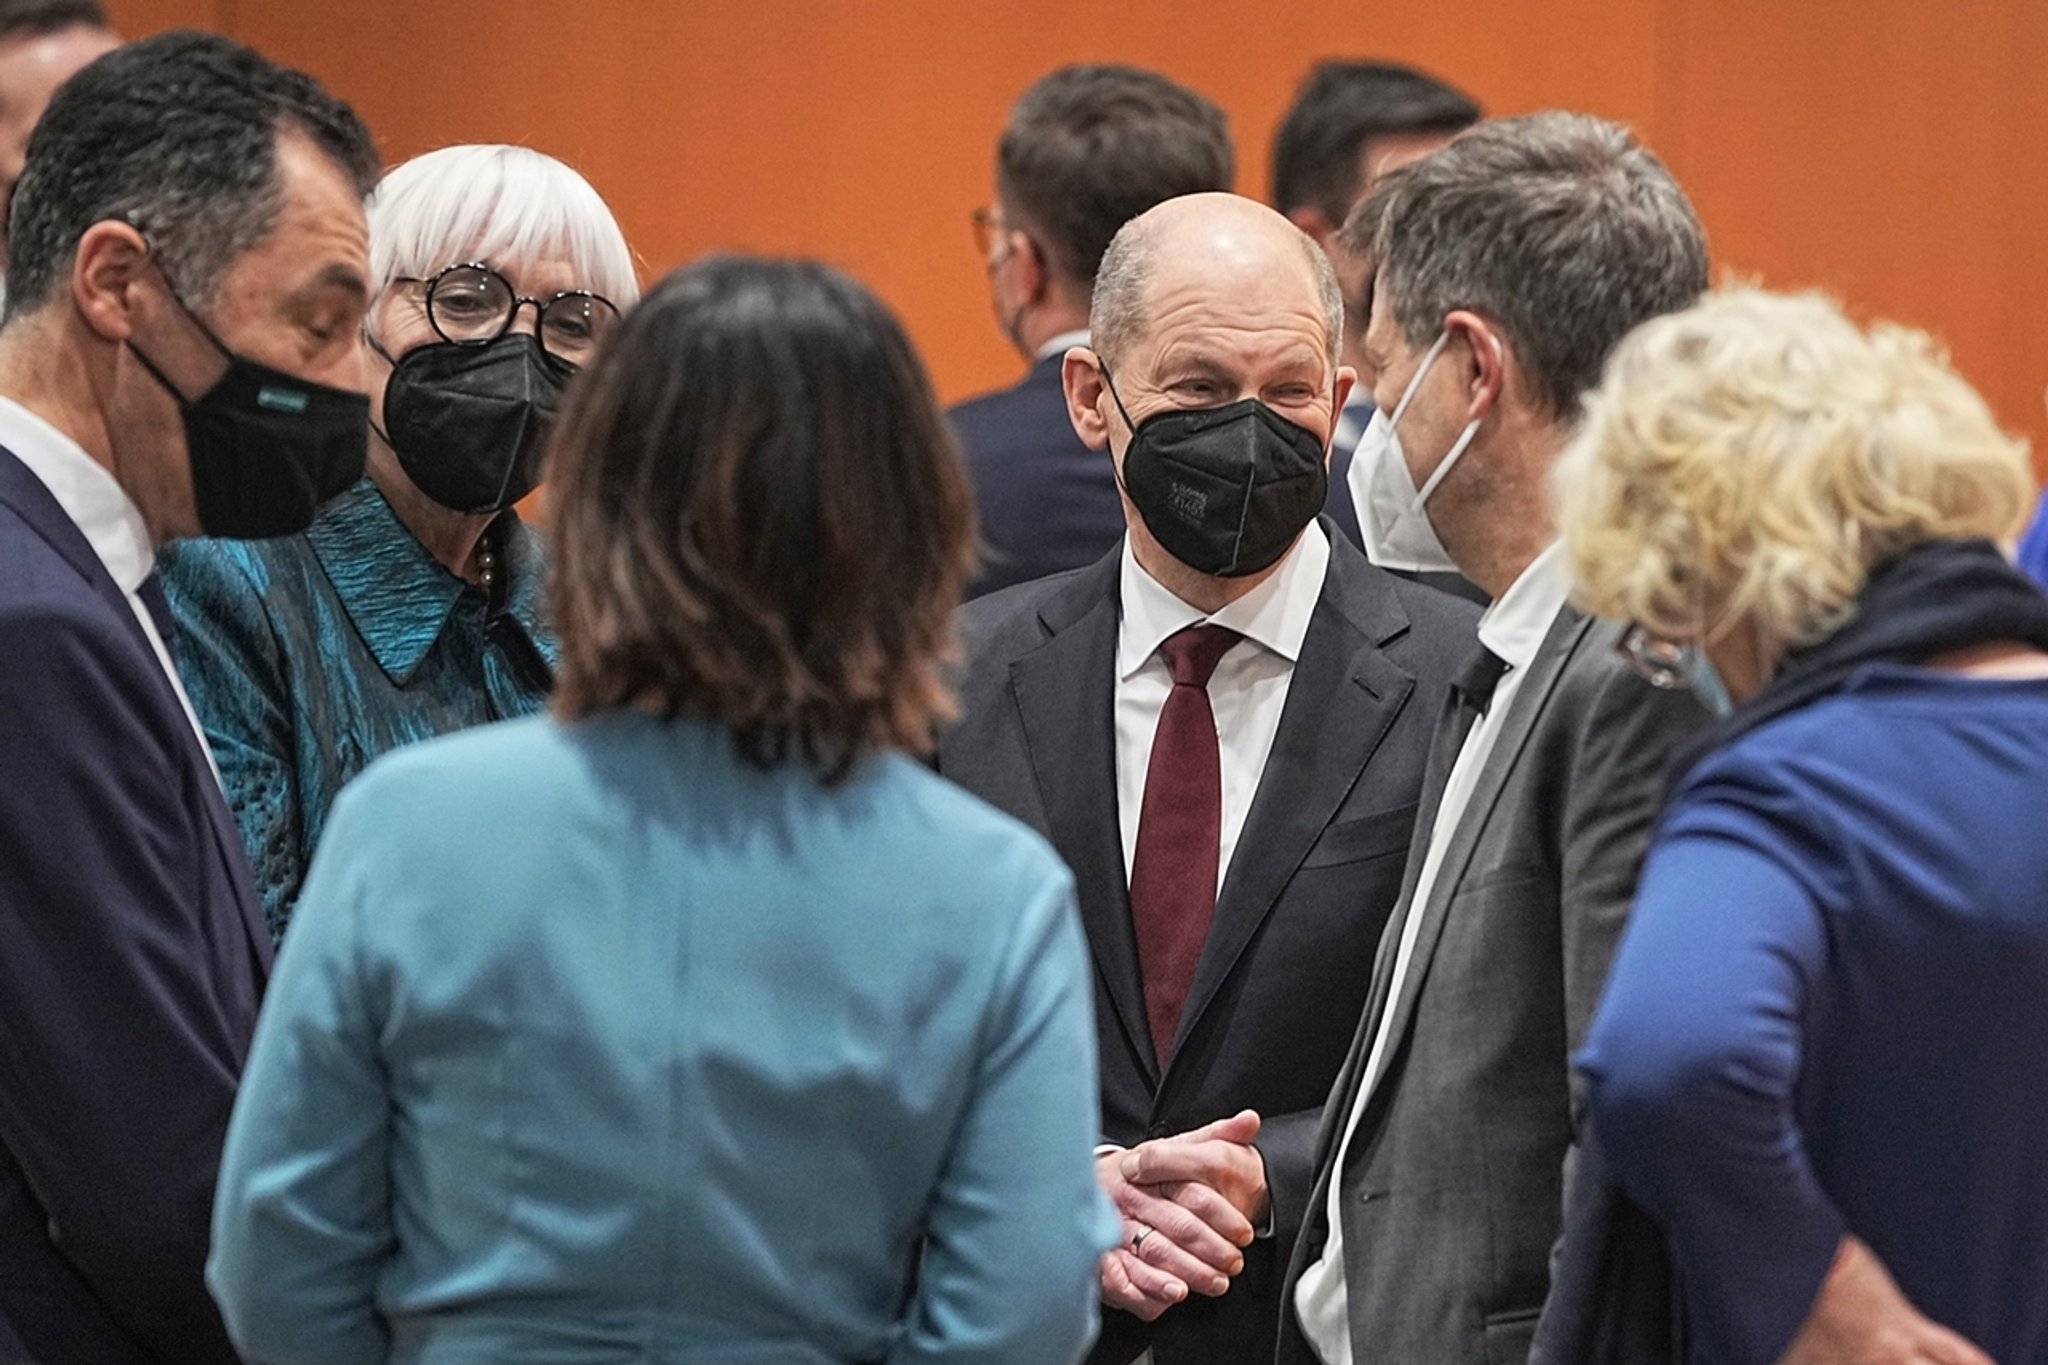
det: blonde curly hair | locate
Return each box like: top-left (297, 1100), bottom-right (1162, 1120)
top-left (1554, 287), bottom-right (2034, 660)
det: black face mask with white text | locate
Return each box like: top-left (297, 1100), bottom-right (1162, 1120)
top-left (128, 268), bottom-right (369, 540)
top-left (1102, 365), bottom-right (1330, 578)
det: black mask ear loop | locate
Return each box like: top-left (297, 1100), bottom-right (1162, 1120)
top-left (360, 319), bottom-right (402, 452)
top-left (125, 248), bottom-right (235, 407)
top-left (1098, 357), bottom-right (1139, 429)
top-left (125, 333), bottom-right (198, 407)
top-left (1097, 356), bottom-right (1142, 503)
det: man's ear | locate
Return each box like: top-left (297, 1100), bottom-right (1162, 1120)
top-left (70, 219), bottom-right (151, 344)
top-left (1012, 232), bottom-right (1050, 309)
top-left (1443, 308), bottom-right (1507, 422)
top-left (1285, 206), bottom-right (1336, 253)
top-left (1063, 346), bottom-right (1112, 451)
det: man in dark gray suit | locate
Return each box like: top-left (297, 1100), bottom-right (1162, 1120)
top-left (1277, 112), bottom-right (1712, 1365)
top-left (940, 191), bottom-right (1478, 1365)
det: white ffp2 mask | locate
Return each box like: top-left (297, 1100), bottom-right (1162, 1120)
top-left (1349, 330), bottom-right (1483, 575)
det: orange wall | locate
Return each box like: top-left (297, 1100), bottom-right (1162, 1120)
top-left (105, 0), bottom-right (2048, 466)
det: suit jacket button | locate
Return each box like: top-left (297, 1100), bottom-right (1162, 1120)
top-left (1146, 1122), bottom-right (1172, 1140)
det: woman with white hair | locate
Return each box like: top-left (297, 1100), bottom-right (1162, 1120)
top-left (162, 144), bottom-right (639, 939)
top-left (1549, 287), bottom-right (2048, 1365)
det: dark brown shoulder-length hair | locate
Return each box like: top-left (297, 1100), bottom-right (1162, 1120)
top-left (547, 255), bottom-right (977, 782)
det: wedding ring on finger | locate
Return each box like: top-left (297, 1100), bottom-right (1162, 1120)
top-left (1130, 1224), bottom-right (1153, 1253)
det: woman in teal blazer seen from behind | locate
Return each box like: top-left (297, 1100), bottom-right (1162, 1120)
top-left (207, 256), bottom-right (1121, 1364)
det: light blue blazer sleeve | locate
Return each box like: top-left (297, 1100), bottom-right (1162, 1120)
top-left (890, 864), bottom-right (1121, 1364)
top-left (208, 785), bottom-right (392, 1365)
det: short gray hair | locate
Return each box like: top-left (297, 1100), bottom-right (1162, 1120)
top-left (1091, 210), bottom-right (1344, 373)
top-left (368, 144), bottom-right (639, 307)
top-left (1345, 110), bottom-right (1708, 420)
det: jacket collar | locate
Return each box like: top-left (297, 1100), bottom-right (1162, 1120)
top-left (1015, 521), bottom-right (1419, 1082)
top-left (0, 443), bottom-right (275, 972)
top-left (305, 479), bottom-right (548, 685)
top-left (0, 397), bottom-right (155, 594)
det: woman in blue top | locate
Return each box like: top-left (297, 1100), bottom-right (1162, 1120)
top-left (161, 144), bottom-right (640, 940)
top-left (206, 255), bottom-right (1121, 1364)
top-left (1548, 288), bottom-right (2048, 1365)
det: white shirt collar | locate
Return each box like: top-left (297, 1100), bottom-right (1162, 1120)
top-left (0, 395), bottom-right (155, 592)
top-left (1033, 328), bottom-right (1092, 363)
top-left (1477, 541), bottom-right (1572, 673)
top-left (1116, 520), bottom-right (1331, 681)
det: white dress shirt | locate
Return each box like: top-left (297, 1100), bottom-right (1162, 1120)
top-left (1033, 328), bottom-right (1092, 363)
top-left (1293, 542), bottom-right (1573, 1363)
top-left (0, 395), bottom-right (219, 779)
top-left (1115, 521), bottom-right (1331, 892)
top-left (1111, 523), bottom-right (1329, 1365)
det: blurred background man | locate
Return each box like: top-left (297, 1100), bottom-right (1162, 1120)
top-left (0, 0), bottom-right (117, 310)
top-left (953, 63), bottom-right (1233, 598)
top-left (1270, 60), bottom-right (1478, 545)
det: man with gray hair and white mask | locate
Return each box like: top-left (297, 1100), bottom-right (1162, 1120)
top-left (939, 192), bottom-right (1477, 1365)
top-left (1278, 111), bottom-right (1714, 1365)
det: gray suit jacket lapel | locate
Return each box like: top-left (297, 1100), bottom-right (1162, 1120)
top-left (1303, 673), bottom-right (1471, 1178)
top-left (1363, 604), bottom-right (1595, 1102)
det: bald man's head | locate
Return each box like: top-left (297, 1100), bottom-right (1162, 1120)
top-left (1060, 191), bottom-right (1357, 592)
top-left (1090, 191), bottom-right (1342, 371)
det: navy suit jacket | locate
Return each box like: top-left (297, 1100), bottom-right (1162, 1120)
top-left (950, 355), bottom-right (1127, 600)
top-left (0, 446), bottom-right (270, 1363)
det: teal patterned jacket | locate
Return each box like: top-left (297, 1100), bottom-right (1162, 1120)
top-left (159, 480), bottom-right (557, 942)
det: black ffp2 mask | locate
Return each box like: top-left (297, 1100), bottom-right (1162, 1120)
top-left (376, 332), bottom-right (570, 514)
top-left (129, 295), bottom-right (370, 541)
top-left (1104, 368), bottom-right (1330, 578)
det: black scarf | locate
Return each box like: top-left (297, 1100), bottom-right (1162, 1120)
top-left (1668, 537), bottom-right (2048, 790)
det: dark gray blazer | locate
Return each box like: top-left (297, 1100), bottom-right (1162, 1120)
top-left (938, 524), bottom-right (1479, 1365)
top-left (1276, 605), bottom-right (1708, 1365)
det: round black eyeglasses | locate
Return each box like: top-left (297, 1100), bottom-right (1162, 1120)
top-left (397, 261), bottom-right (620, 366)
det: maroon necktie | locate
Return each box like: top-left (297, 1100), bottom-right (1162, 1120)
top-left (1129, 623), bottom-right (1242, 1067)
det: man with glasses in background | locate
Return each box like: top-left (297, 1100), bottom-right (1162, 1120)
top-left (162, 143), bottom-right (641, 940)
top-left (953, 64), bottom-right (1233, 598)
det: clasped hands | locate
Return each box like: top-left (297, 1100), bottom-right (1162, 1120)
top-left (1097, 1109), bottom-right (1269, 1321)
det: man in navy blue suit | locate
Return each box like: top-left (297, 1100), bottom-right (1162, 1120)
top-left (953, 65), bottom-right (1233, 599)
top-left (0, 33), bottom-right (380, 1363)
